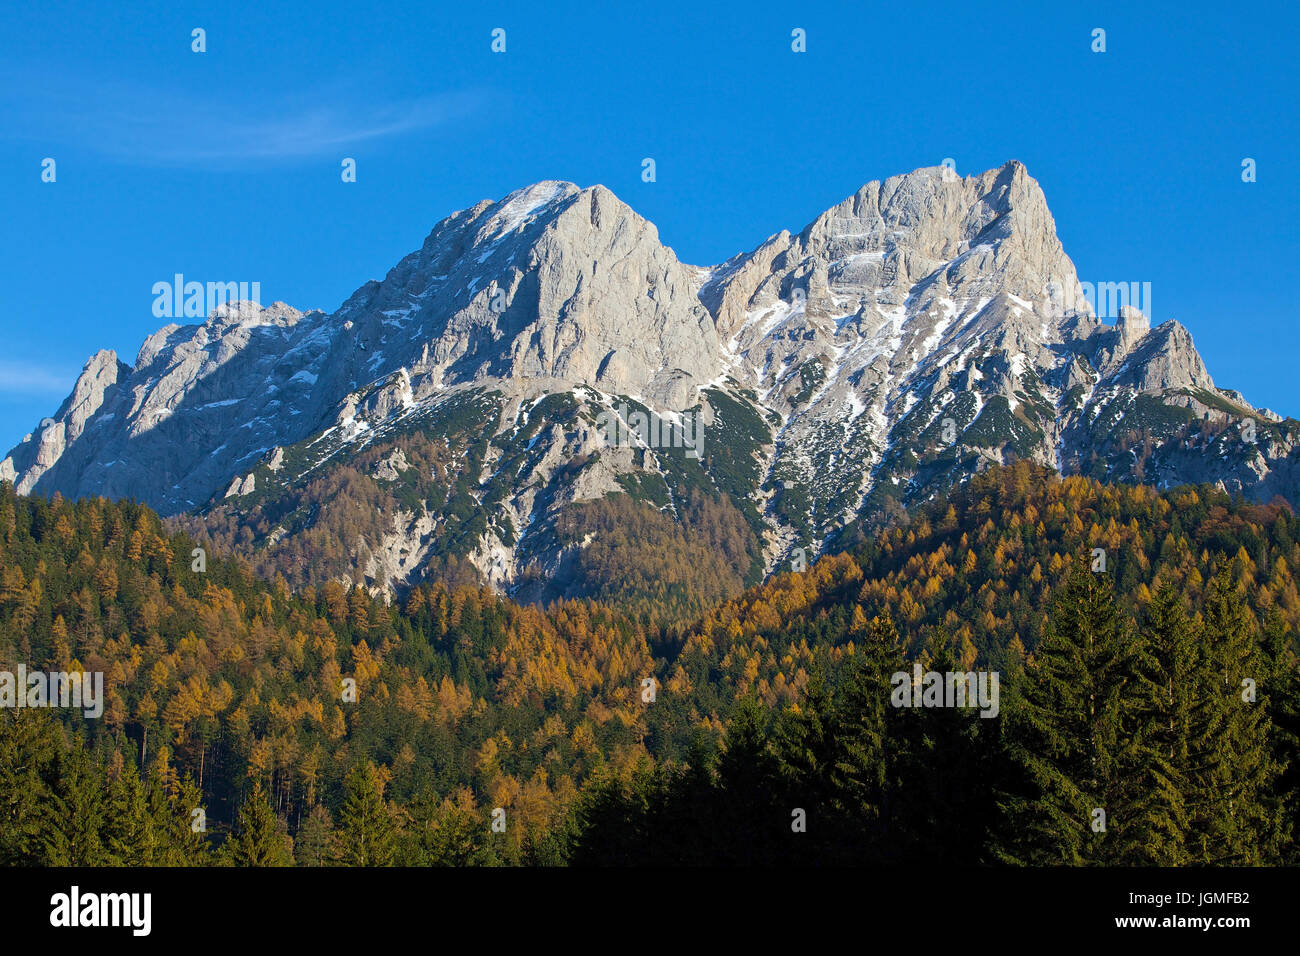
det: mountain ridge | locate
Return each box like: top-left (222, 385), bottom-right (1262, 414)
top-left (5, 160), bottom-right (1297, 604)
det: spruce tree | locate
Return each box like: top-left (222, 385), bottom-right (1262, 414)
top-left (294, 804), bottom-right (335, 867)
top-left (224, 782), bottom-right (293, 866)
top-left (161, 774), bottom-right (211, 865)
top-left (1192, 568), bottom-right (1285, 863)
top-left (1122, 583), bottom-right (1197, 864)
top-left (569, 767), bottom-right (654, 866)
top-left (893, 630), bottom-right (996, 864)
top-left (401, 788), bottom-right (489, 866)
top-left (334, 764), bottom-right (398, 866)
top-left (0, 710), bottom-right (58, 866)
top-left (713, 694), bottom-right (782, 864)
top-left (996, 565), bottom-right (1135, 864)
top-left (41, 738), bottom-right (109, 866)
top-left (823, 611), bottom-right (907, 861)
top-left (1261, 605), bottom-right (1300, 863)
top-left (772, 667), bottom-right (837, 863)
top-left (104, 759), bottom-right (163, 866)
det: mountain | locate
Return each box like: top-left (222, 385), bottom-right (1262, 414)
top-left (5, 161), bottom-right (1298, 606)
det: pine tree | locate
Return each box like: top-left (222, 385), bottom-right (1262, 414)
top-left (823, 612), bottom-right (907, 861)
top-left (223, 782), bottom-right (293, 866)
top-left (334, 764), bottom-right (397, 866)
top-left (41, 739), bottom-right (109, 865)
top-left (0, 710), bottom-right (58, 866)
top-left (1121, 583), bottom-right (1196, 864)
top-left (713, 694), bottom-right (783, 864)
top-left (104, 760), bottom-right (164, 866)
top-left (294, 804), bottom-right (334, 867)
top-left (996, 566), bottom-right (1135, 864)
top-left (1191, 569), bottom-right (1285, 863)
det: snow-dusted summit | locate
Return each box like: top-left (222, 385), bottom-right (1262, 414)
top-left (4, 161), bottom-right (1295, 598)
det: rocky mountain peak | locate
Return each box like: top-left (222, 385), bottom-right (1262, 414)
top-left (4, 162), bottom-right (1294, 597)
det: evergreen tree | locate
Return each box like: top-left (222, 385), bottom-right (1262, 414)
top-left (294, 804), bottom-right (334, 867)
top-left (823, 612), bottom-right (906, 860)
top-left (0, 711), bottom-right (58, 866)
top-left (403, 789), bottom-right (492, 866)
top-left (161, 774), bottom-right (211, 865)
top-left (713, 694), bottom-right (783, 864)
top-left (892, 631), bottom-right (996, 864)
top-left (996, 566), bottom-right (1135, 864)
top-left (1191, 569), bottom-right (1285, 863)
top-left (1262, 606), bottom-right (1300, 863)
top-left (104, 759), bottom-right (164, 866)
top-left (772, 668), bottom-right (837, 863)
top-left (568, 766), bottom-right (655, 866)
top-left (41, 739), bottom-right (109, 865)
top-left (334, 764), bottom-right (398, 866)
top-left (1121, 583), bottom-right (1197, 864)
top-left (223, 782), bottom-right (293, 866)
top-left (655, 732), bottom-right (722, 865)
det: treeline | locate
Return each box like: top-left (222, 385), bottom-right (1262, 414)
top-left (574, 567), bottom-right (1300, 864)
top-left (2, 463), bottom-right (1299, 865)
top-left (546, 488), bottom-right (762, 623)
top-left (178, 407), bottom-right (764, 623)
top-left (670, 463), bottom-right (1300, 709)
top-left (0, 483), bottom-right (663, 859)
top-left (0, 715), bottom-right (551, 866)
top-left (9, 563), bottom-right (1295, 866)
top-left (174, 428), bottom-right (482, 593)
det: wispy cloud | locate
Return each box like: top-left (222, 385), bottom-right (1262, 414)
top-left (0, 361), bottom-right (77, 396)
top-left (2, 69), bottom-right (490, 167)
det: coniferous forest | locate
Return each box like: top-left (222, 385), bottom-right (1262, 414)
top-left (2, 463), bottom-right (1298, 866)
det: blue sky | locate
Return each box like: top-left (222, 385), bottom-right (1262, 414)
top-left (1, 0), bottom-right (1297, 450)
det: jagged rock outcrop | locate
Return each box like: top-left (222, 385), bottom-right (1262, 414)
top-left (5, 161), bottom-right (1295, 597)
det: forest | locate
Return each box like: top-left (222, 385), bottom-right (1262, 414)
top-left (1, 461), bottom-right (1298, 865)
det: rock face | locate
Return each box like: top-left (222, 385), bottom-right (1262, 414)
top-left (5, 161), bottom-right (1297, 595)
top-left (2, 301), bottom-right (322, 510)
